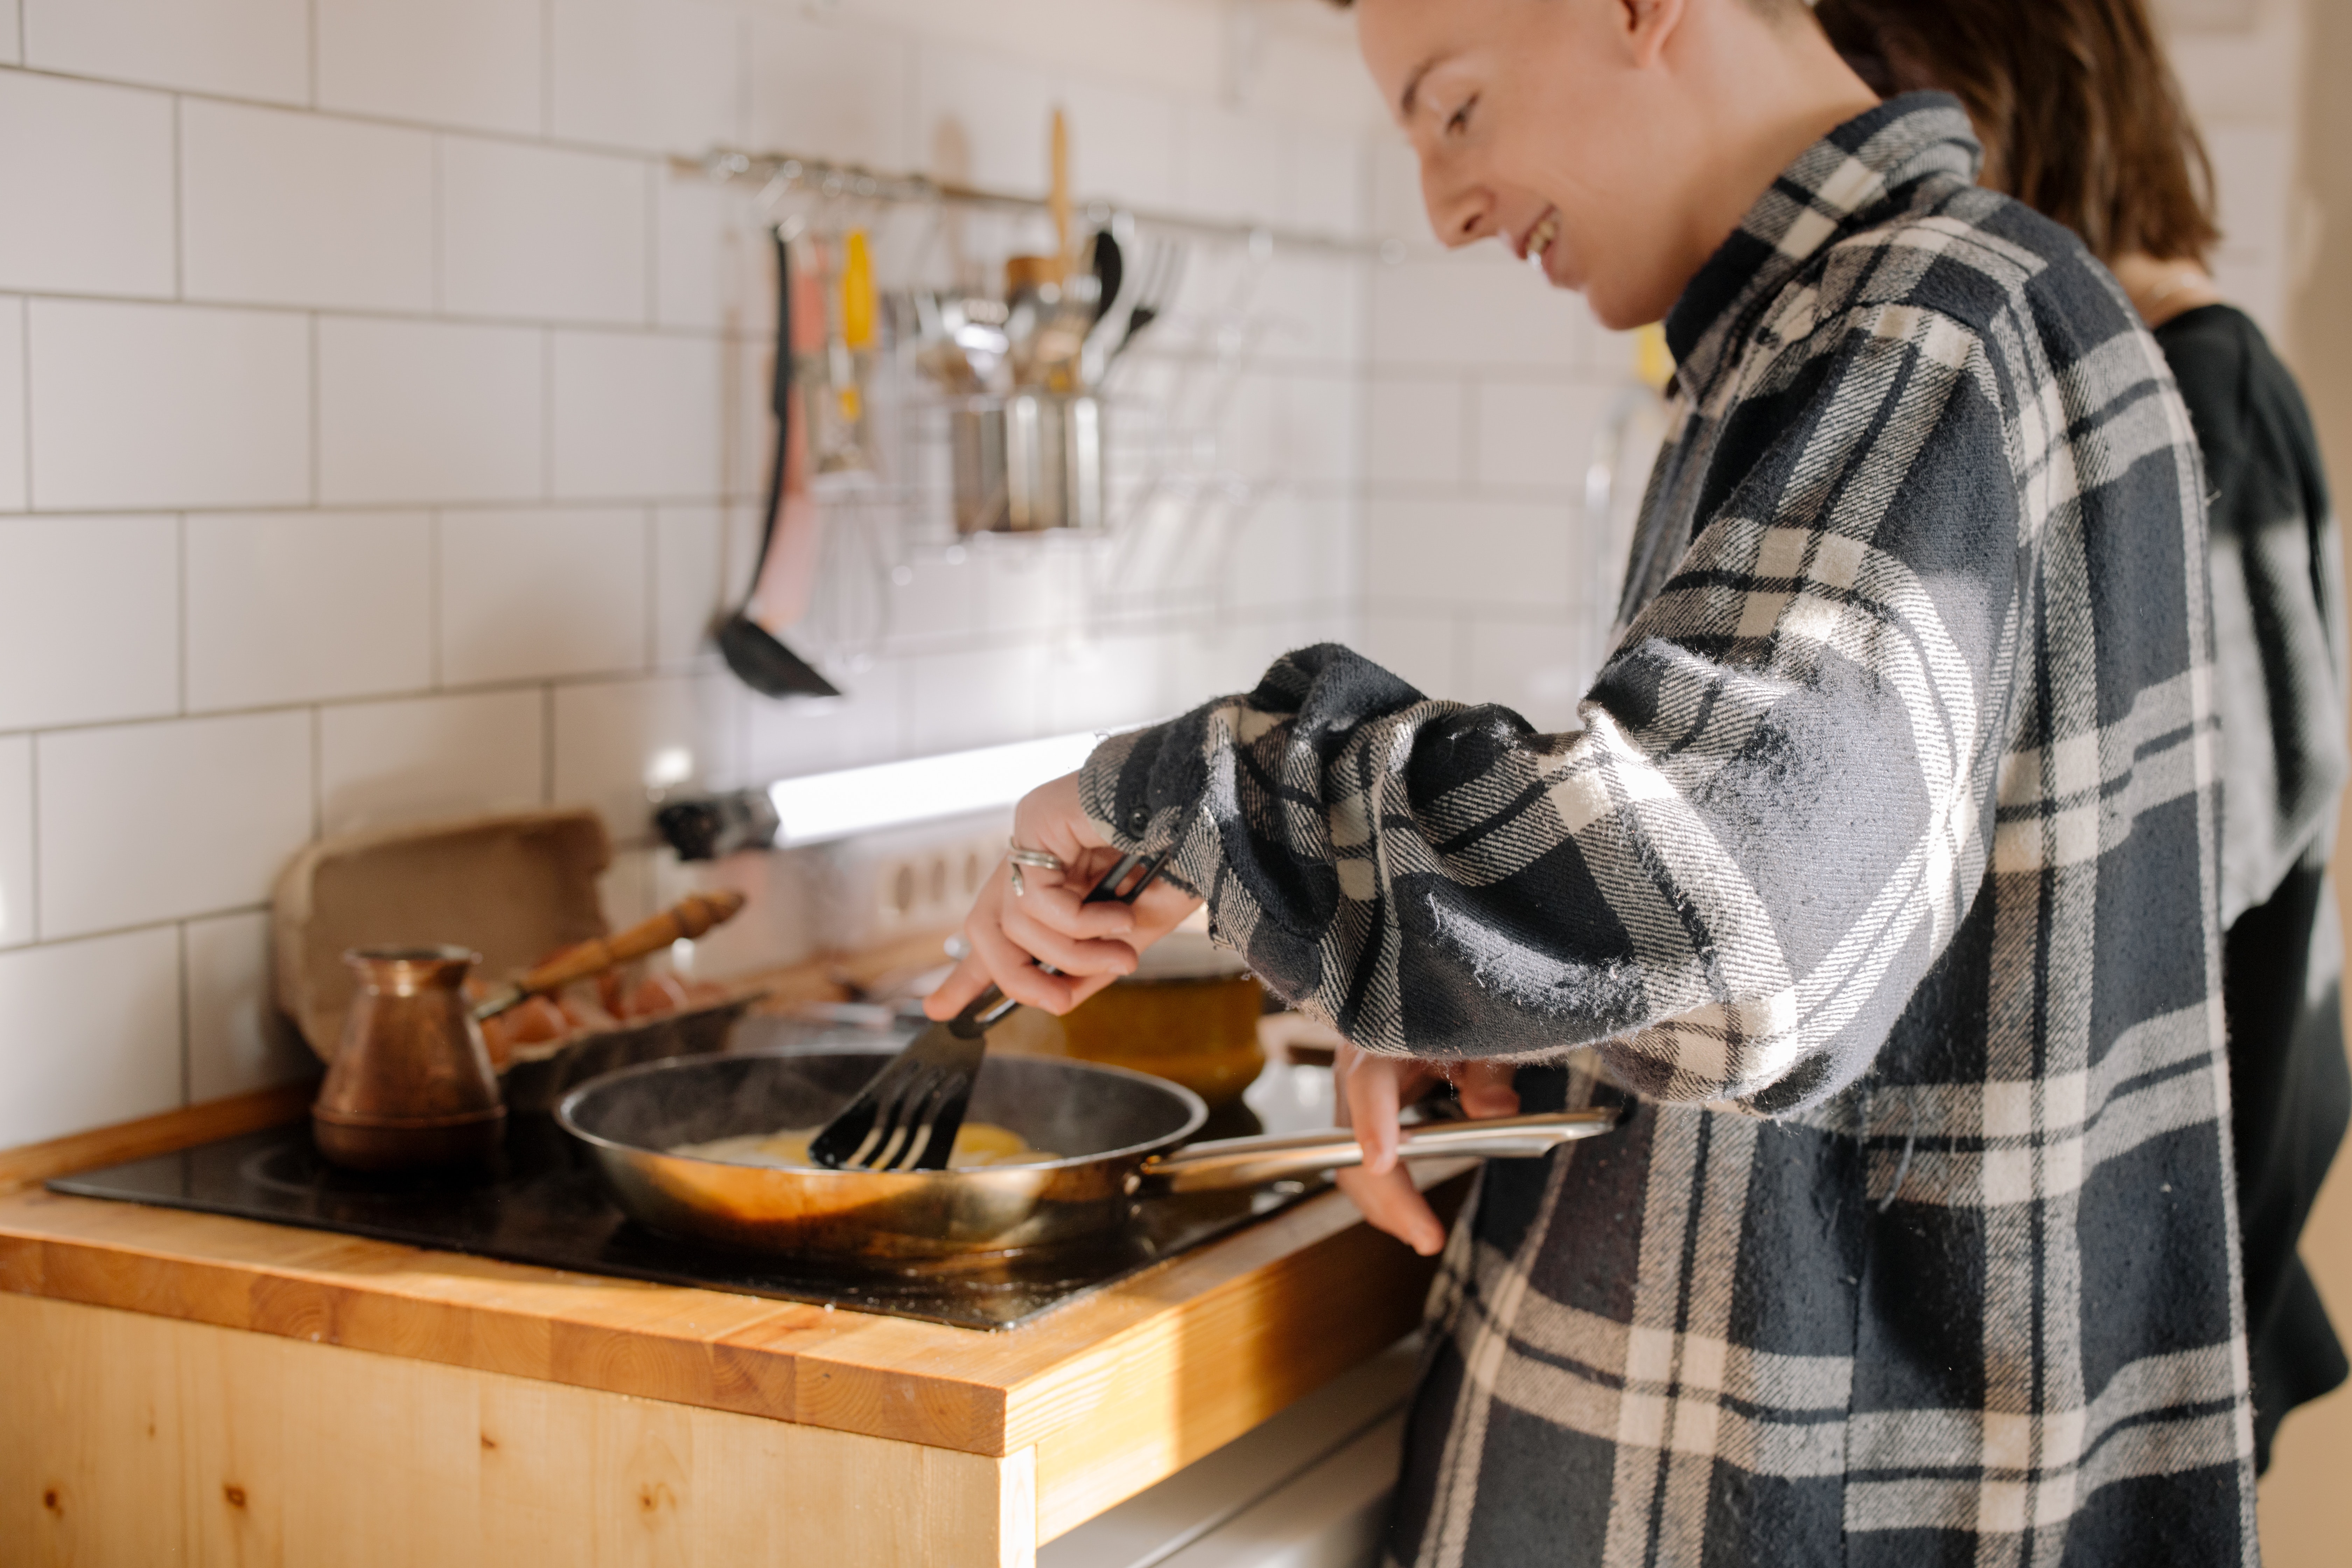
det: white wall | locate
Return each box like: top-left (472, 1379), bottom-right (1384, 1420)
top-left (1355, 138), bottom-right (1641, 734)
top-left (0, 0), bottom-right (1382, 1147)
top-left (2159, 0), bottom-right (2309, 341)
top-left (0, 0), bottom-right (2306, 1150)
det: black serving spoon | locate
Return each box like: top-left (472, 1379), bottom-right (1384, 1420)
top-left (716, 230), bottom-right (838, 700)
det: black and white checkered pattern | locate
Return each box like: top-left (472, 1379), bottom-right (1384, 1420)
top-left (1082, 95), bottom-right (2255, 1564)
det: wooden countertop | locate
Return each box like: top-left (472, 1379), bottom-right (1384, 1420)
top-left (0, 1077), bottom-right (1464, 1541)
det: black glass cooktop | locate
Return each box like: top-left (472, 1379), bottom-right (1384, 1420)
top-left (49, 1059), bottom-right (1339, 1333)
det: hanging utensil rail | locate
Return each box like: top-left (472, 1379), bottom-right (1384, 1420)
top-left (676, 146), bottom-right (1399, 261)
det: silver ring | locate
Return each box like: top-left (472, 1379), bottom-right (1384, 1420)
top-left (1007, 841), bottom-right (1065, 873)
top-left (1008, 863), bottom-right (1027, 897)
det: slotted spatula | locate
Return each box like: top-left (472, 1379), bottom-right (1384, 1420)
top-left (809, 849), bottom-right (1171, 1171)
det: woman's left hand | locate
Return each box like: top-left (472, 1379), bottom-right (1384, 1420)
top-left (1333, 1042), bottom-right (1519, 1256)
top-left (924, 772), bottom-right (1203, 1019)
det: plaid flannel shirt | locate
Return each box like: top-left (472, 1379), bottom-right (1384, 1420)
top-left (1082, 95), bottom-right (2255, 1565)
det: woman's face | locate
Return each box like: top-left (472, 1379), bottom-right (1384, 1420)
top-left (1356, 0), bottom-right (1713, 328)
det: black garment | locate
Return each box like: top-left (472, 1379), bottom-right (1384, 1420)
top-left (2159, 301), bottom-right (2352, 1469)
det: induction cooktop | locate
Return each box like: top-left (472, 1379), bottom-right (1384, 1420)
top-left (49, 1052), bottom-right (1341, 1333)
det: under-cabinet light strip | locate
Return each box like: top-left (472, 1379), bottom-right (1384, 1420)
top-left (764, 731), bottom-right (1106, 847)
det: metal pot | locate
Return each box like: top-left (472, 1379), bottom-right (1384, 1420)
top-left (313, 946), bottom-right (506, 1173)
top-left (556, 1049), bottom-right (1617, 1263)
top-left (987, 932), bottom-right (1266, 1107)
top-left (950, 391), bottom-right (1104, 534)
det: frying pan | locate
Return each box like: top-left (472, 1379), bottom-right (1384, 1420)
top-left (556, 1049), bottom-right (1619, 1263)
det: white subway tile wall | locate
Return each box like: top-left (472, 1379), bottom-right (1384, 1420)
top-left (0, 926), bottom-right (184, 1148)
top-left (440, 138), bottom-right (651, 325)
top-left (23, 0), bottom-right (308, 106)
top-left (0, 300), bottom-right (22, 510)
top-left (550, 675), bottom-right (739, 831)
top-left (184, 908), bottom-right (313, 1101)
top-left (0, 72), bottom-right (176, 299)
top-left (549, 0), bottom-right (744, 156)
top-left (0, 735), bottom-right (30, 949)
top-left (36, 709), bottom-right (313, 939)
top-left (0, 514), bottom-right (180, 731)
top-left (179, 102), bottom-right (438, 314)
top-left (550, 332), bottom-right (728, 497)
top-left (0, 1), bottom-right (2297, 1148)
top-left (744, 12), bottom-right (908, 170)
top-left (438, 506), bottom-right (652, 684)
top-left (316, 317), bottom-right (545, 504)
top-left (314, 0), bottom-right (544, 138)
top-left (29, 300), bottom-right (312, 511)
top-left (184, 511), bottom-right (436, 710)
top-left (317, 690), bottom-right (546, 837)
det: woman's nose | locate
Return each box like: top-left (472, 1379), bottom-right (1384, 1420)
top-left (1421, 167), bottom-right (1494, 249)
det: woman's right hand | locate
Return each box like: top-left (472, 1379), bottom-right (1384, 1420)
top-left (1333, 1042), bottom-right (1520, 1256)
top-left (924, 772), bottom-right (1202, 1020)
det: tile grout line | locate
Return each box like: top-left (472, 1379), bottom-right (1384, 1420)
top-left (0, 284), bottom-right (758, 343)
top-left (25, 730), bottom-right (38, 944)
top-left (644, 159), bottom-right (658, 328)
top-left (428, 509), bottom-right (443, 688)
top-left (175, 512), bottom-right (187, 715)
top-left (431, 135), bottom-right (444, 315)
top-left (0, 57), bottom-right (830, 167)
top-left (176, 920), bottom-right (191, 1107)
top-left (643, 505), bottom-right (658, 672)
top-left (18, 295), bottom-right (29, 509)
top-left (308, 704), bottom-right (322, 842)
top-left (8, 905), bottom-right (274, 957)
top-left (307, 312), bottom-right (320, 505)
top-left (541, 329), bottom-right (554, 499)
top-left (0, 660), bottom-right (798, 746)
top-left (539, 0), bottom-right (554, 140)
top-left (170, 94), bottom-right (184, 301)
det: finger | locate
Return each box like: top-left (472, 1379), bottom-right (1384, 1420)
top-left (1335, 1164), bottom-right (1448, 1256)
top-left (923, 943), bottom-right (995, 1020)
top-left (1348, 1058), bottom-right (1408, 1175)
top-left (967, 914), bottom-right (1082, 1012)
top-left (1003, 875), bottom-right (1140, 941)
top-left (1455, 1061), bottom-right (1521, 1120)
top-left (996, 899), bottom-right (1139, 979)
top-left (1011, 773), bottom-right (1111, 867)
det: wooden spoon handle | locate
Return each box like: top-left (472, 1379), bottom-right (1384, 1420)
top-left (516, 890), bottom-right (747, 996)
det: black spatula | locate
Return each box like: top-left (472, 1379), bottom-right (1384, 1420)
top-left (810, 849), bottom-right (1171, 1171)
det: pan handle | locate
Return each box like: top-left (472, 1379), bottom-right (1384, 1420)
top-left (1127, 1107), bottom-right (1623, 1196)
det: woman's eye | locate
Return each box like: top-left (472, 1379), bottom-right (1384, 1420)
top-left (1446, 96), bottom-right (1476, 136)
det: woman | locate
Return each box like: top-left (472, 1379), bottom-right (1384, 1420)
top-left (931, 0), bottom-right (2257, 1557)
top-left (1815, 0), bottom-right (2352, 1473)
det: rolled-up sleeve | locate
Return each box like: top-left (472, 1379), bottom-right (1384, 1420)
top-left (1082, 306), bottom-right (2026, 1113)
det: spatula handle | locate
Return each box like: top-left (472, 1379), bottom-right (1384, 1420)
top-left (956, 848), bottom-right (1174, 1035)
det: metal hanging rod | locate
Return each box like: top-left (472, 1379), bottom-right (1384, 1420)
top-left (676, 146), bottom-right (1401, 261)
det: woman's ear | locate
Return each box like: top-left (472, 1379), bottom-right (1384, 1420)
top-left (1619, 0), bottom-right (1690, 68)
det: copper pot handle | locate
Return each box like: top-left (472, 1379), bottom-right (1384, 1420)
top-left (1128, 1107), bottom-right (1623, 1196)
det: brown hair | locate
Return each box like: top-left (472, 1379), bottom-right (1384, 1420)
top-left (1813, 0), bottom-right (2220, 264)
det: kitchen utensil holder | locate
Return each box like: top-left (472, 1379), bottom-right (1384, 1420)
top-left (951, 391), bottom-right (1104, 535)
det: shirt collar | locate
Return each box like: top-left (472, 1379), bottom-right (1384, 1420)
top-left (1662, 92), bottom-right (1983, 389)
